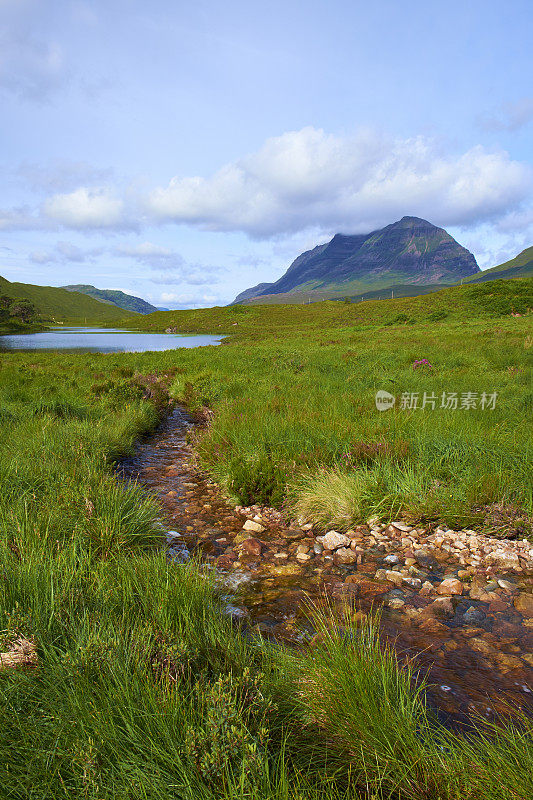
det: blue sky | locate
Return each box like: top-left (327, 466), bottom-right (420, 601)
top-left (1, 0), bottom-right (532, 308)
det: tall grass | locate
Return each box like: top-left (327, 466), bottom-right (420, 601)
top-left (0, 298), bottom-right (532, 797)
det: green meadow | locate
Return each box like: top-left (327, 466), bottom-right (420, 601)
top-left (0, 277), bottom-right (532, 798)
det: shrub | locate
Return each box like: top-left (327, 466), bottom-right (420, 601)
top-left (228, 454), bottom-right (286, 506)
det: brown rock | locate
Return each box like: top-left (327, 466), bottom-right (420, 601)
top-left (426, 598), bottom-right (455, 619)
top-left (238, 538), bottom-right (262, 557)
top-left (243, 519), bottom-right (265, 533)
top-left (514, 593), bottom-right (533, 618)
top-left (419, 619), bottom-right (449, 635)
top-left (317, 530), bottom-right (351, 550)
top-left (334, 547), bottom-right (358, 566)
top-left (437, 578), bottom-right (463, 596)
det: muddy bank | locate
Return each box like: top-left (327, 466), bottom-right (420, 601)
top-left (119, 407), bottom-right (533, 727)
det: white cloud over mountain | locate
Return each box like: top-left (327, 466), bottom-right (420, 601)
top-left (2, 128), bottom-right (532, 246)
top-left (146, 127), bottom-right (532, 237)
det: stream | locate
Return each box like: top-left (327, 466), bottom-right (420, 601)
top-left (119, 407), bottom-right (533, 728)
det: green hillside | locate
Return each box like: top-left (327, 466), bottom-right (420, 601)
top-left (464, 246), bottom-right (533, 284)
top-left (62, 284), bottom-right (157, 314)
top-left (0, 275), bottom-right (136, 324)
top-left (124, 275), bottom-right (533, 336)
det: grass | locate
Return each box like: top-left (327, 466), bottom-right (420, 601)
top-left (0, 278), bottom-right (532, 797)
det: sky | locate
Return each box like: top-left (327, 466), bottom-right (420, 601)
top-left (1, 0), bottom-right (533, 309)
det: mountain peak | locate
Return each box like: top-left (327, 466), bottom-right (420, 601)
top-left (233, 216), bottom-right (479, 303)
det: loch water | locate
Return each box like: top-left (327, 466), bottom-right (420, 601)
top-left (0, 326), bottom-right (221, 353)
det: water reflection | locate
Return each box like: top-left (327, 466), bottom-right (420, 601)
top-left (0, 327), bottom-right (221, 353)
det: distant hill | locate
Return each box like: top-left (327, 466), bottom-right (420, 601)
top-left (462, 246), bottom-right (533, 284)
top-left (233, 216), bottom-right (480, 304)
top-left (0, 275), bottom-right (136, 323)
top-left (62, 284), bottom-right (157, 314)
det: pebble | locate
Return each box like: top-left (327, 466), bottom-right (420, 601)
top-left (316, 530), bottom-right (350, 550)
top-left (334, 547), bottom-right (358, 565)
top-left (238, 538), bottom-right (262, 557)
top-left (437, 578), bottom-right (464, 596)
top-left (463, 606), bottom-right (486, 625)
top-left (383, 553), bottom-right (400, 566)
top-left (385, 570), bottom-right (404, 587)
top-left (403, 576), bottom-right (422, 590)
top-left (243, 519), bottom-right (265, 533)
top-left (497, 579), bottom-right (516, 591)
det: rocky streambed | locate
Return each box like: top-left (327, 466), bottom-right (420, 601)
top-left (119, 407), bottom-right (533, 727)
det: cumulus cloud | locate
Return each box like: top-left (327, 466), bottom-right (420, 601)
top-left (146, 127), bottom-right (532, 238)
top-left (42, 187), bottom-right (126, 229)
top-left (1, 127), bottom-right (531, 239)
top-left (479, 98), bottom-right (533, 133)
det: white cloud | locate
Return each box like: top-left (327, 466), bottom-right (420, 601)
top-left (146, 127), bottom-right (532, 238)
top-left (0, 205), bottom-right (41, 230)
top-left (42, 187), bottom-right (125, 229)
top-left (150, 269), bottom-right (223, 286)
top-left (159, 291), bottom-right (221, 309)
top-left (115, 241), bottom-right (180, 269)
top-left (29, 240), bottom-right (102, 264)
top-left (2, 127), bottom-right (531, 240)
top-left (114, 241), bottom-right (225, 287)
top-left (479, 98), bottom-right (533, 133)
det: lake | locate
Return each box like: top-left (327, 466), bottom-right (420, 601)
top-left (0, 327), bottom-right (222, 354)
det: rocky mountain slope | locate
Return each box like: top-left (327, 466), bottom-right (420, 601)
top-left (234, 216), bottom-right (480, 303)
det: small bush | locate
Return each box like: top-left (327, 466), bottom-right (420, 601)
top-left (228, 454), bottom-right (286, 506)
top-left (427, 309), bottom-right (448, 321)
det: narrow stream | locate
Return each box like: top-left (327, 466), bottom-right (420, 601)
top-left (119, 407), bottom-right (533, 727)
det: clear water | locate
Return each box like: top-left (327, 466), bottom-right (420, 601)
top-left (0, 327), bottom-right (222, 353)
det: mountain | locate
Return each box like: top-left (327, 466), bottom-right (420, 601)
top-left (0, 275), bottom-right (136, 323)
top-left (62, 284), bottom-right (157, 314)
top-left (233, 216), bottom-right (480, 304)
top-left (462, 246), bottom-right (533, 284)
top-left (233, 282), bottom-right (277, 303)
